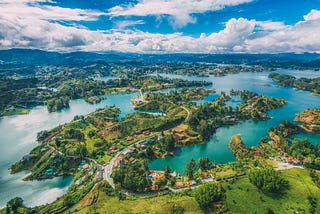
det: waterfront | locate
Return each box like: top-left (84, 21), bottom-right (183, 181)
top-left (1, 69), bottom-right (319, 206)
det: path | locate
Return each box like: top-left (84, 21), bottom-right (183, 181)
top-left (181, 106), bottom-right (190, 121)
top-left (31, 147), bottom-right (54, 170)
top-left (104, 136), bottom-right (156, 188)
top-left (103, 102), bottom-right (190, 191)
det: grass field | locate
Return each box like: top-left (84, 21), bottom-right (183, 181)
top-left (223, 168), bottom-right (320, 214)
top-left (215, 169), bottom-right (238, 180)
top-left (74, 193), bottom-right (202, 214)
top-left (72, 168), bottom-right (319, 214)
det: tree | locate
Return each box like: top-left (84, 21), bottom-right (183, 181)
top-left (194, 183), bottom-right (222, 210)
top-left (185, 158), bottom-right (196, 179)
top-left (170, 204), bottom-right (185, 214)
top-left (6, 197), bottom-right (23, 213)
top-left (67, 129), bottom-right (84, 141)
top-left (113, 161), bottom-right (151, 192)
top-left (165, 165), bottom-right (171, 179)
top-left (199, 157), bottom-right (210, 171)
top-left (169, 177), bottom-right (177, 187)
top-left (248, 167), bottom-right (289, 193)
top-left (77, 144), bottom-right (88, 158)
top-left (164, 135), bottom-right (176, 152)
top-left (63, 195), bottom-right (74, 208)
top-left (36, 130), bottom-right (49, 142)
top-left (117, 192), bottom-right (126, 201)
top-left (155, 178), bottom-right (167, 189)
top-left (145, 145), bottom-right (155, 159)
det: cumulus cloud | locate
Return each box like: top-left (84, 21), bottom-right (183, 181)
top-left (243, 9), bottom-right (320, 53)
top-left (303, 9), bottom-right (320, 21)
top-left (0, 0), bottom-right (320, 54)
top-left (0, 0), bottom-right (106, 50)
top-left (107, 0), bottom-right (253, 28)
top-left (206, 18), bottom-right (255, 51)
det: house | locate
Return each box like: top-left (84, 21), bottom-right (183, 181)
top-left (123, 147), bottom-right (135, 155)
top-left (175, 182), bottom-right (185, 188)
top-left (127, 136), bottom-right (134, 141)
top-left (129, 157), bottom-right (135, 162)
top-left (188, 180), bottom-right (197, 187)
top-left (150, 185), bottom-right (159, 191)
top-left (114, 156), bottom-right (123, 168)
top-left (85, 171), bottom-right (93, 177)
top-left (143, 130), bottom-right (151, 135)
top-left (200, 172), bottom-right (211, 179)
top-left (292, 158), bottom-right (301, 166)
top-left (82, 164), bottom-right (90, 170)
top-left (153, 174), bottom-right (165, 183)
top-left (200, 172), bottom-right (213, 182)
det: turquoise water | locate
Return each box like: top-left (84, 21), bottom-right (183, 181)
top-left (0, 92), bottom-right (138, 207)
top-left (0, 69), bottom-right (319, 207)
top-left (149, 70), bottom-right (320, 174)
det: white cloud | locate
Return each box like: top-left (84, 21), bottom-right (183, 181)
top-left (206, 18), bottom-right (255, 50)
top-left (255, 21), bottom-right (287, 31)
top-left (303, 9), bottom-right (320, 21)
top-left (0, 0), bottom-right (104, 22)
top-left (115, 20), bottom-right (145, 29)
top-left (246, 10), bottom-right (320, 53)
top-left (0, 0), bottom-right (106, 50)
top-left (108, 0), bottom-right (253, 28)
top-left (0, 1), bottom-right (320, 54)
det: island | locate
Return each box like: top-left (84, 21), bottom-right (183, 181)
top-left (295, 108), bottom-right (320, 133)
top-left (0, 70), bottom-right (212, 117)
top-left (5, 84), bottom-right (297, 214)
top-left (2, 50), bottom-right (320, 214)
top-left (269, 73), bottom-right (320, 95)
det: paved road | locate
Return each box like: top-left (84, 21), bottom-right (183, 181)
top-left (103, 103), bottom-right (191, 190)
top-left (181, 106), bottom-right (190, 121)
top-left (104, 136), bottom-right (156, 188)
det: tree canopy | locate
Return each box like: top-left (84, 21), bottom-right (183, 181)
top-left (185, 158), bottom-right (196, 179)
top-left (194, 183), bottom-right (222, 210)
top-left (248, 167), bottom-right (289, 193)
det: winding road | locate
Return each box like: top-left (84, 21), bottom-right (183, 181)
top-left (104, 136), bottom-right (156, 188)
top-left (103, 103), bottom-right (191, 189)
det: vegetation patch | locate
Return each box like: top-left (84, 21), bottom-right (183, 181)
top-left (295, 108), bottom-right (320, 133)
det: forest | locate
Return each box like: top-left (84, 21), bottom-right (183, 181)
top-left (269, 73), bottom-right (320, 94)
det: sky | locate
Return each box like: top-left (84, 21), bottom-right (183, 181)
top-left (0, 0), bottom-right (320, 53)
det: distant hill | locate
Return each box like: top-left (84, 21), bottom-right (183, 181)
top-left (0, 49), bottom-right (135, 68)
top-left (0, 48), bottom-right (320, 69)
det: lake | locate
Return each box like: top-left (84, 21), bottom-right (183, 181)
top-left (0, 69), bottom-right (319, 207)
top-left (0, 92), bottom-right (139, 207)
top-left (149, 70), bottom-right (320, 174)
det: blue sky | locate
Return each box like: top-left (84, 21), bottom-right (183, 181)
top-left (0, 0), bottom-right (319, 53)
